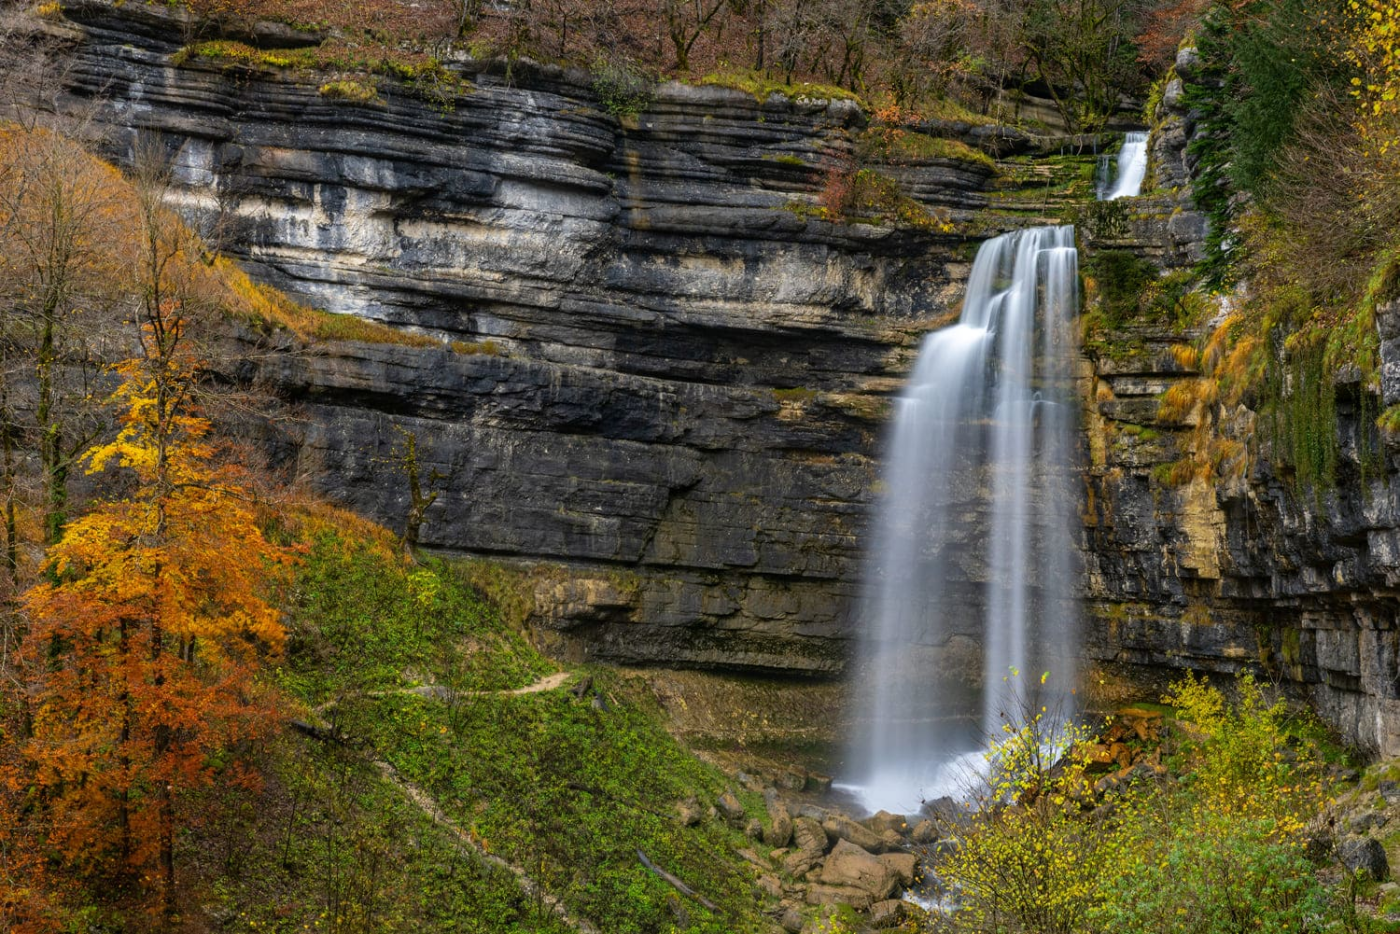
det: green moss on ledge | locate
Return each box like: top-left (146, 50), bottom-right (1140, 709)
top-left (172, 40), bottom-right (466, 106)
top-left (319, 78), bottom-right (381, 104)
top-left (857, 126), bottom-right (995, 170)
top-left (698, 69), bottom-right (858, 104)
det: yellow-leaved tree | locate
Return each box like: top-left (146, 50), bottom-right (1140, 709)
top-left (20, 157), bottom-right (291, 921)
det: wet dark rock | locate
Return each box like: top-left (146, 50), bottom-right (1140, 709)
top-left (870, 899), bottom-right (910, 928)
top-left (1339, 836), bottom-right (1390, 881)
top-left (1348, 810), bottom-right (1389, 835)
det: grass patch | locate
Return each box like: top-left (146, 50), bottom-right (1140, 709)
top-left (763, 153), bottom-right (809, 167)
top-left (319, 79), bottom-right (381, 104)
top-left (698, 69), bottom-right (858, 104)
top-left (858, 126), bottom-right (995, 170)
top-left (260, 512), bottom-right (771, 933)
top-left (185, 732), bottom-right (571, 934)
top-left (174, 39), bottom-right (465, 107)
top-left (218, 257), bottom-right (440, 349)
top-left (335, 674), bottom-right (769, 934)
top-left (918, 95), bottom-right (998, 126)
top-left (773, 387), bottom-right (818, 403)
top-left (450, 339), bottom-right (505, 356)
top-left (794, 168), bottom-right (953, 232)
top-left (282, 524), bottom-right (555, 704)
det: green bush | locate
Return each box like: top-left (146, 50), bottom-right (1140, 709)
top-left (591, 59), bottom-right (653, 118)
top-left (933, 674), bottom-right (1348, 934)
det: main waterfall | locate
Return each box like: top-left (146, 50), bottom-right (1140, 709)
top-left (844, 226), bottom-right (1081, 815)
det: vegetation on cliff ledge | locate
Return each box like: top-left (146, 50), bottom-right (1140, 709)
top-left (1142, 0), bottom-right (1400, 491)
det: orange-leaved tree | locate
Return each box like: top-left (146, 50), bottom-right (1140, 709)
top-left (20, 159), bottom-right (291, 920)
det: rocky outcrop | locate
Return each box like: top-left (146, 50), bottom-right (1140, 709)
top-left (29, 3), bottom-right (1400, 753)
top-left (1080, 305), bottom-right (1400, 755)
top-left (37, 0), bottom-right (1087, 676)
top-left (1077, 46), bottom-right (1400, 755)
top-left (36, 0), bottom-right (953, 672)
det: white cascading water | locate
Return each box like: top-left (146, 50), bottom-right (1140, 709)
top-left (1098, 131), bottom-right (1149, 200)
top-left (842, 225), bottom-right (1081, 815)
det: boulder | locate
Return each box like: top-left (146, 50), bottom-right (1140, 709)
top-left (1303, 828), bottom-right (1334, 863)
top-left (863, 810), bottom-right (909, 836)
top-left (765, 797), bottom-right (794, 848)
top-left (779, 907), bottom-right (803, 933)
top-left (819, 839), bottom-right (898, 900)
top-left (806, 773), bottom-right (833, 794)
top-left (879, 851), bottom-right (918, 887)
top-left (783, 817), bottom-right (830, 876)
top-left (823, 814), bottom-right (886, 853)
top-left (1347, 810), bottom-right (1389, 835)
top-left (676, 798), bottom-right (703, 826)
top-left (757, 874), bottom-right (783, 898)
top-left (911, 819), bottom-right (938, 844)
top-left (746, 818), bottom-right (764, 840)
top-left (870, 899), bottom-right (909, 929)
top-left (878, 830), bottom-right (905, 853)
top-left (921, 796), bottom-right (963, 824)
top-left (1175, 45), bottom-right (1203, 81)
top-left (717, 791), bottom-right (746, 825)
top-left (1339, 836), bottom-right (1390, 881)
top-left (776, 771), bottom-right (807, 792)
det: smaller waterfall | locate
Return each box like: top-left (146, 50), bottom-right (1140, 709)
top-left (843, 226), bottom-right (1081, 815)
top-left (1098, 131), bottom-right (1149, 200)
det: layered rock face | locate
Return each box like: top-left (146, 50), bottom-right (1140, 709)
top-left (49, 0), bottom-right (1021, 673)
top-left (1079, 46), bottom-right (1400, 755)
top-left (1082, 299), bottom-right (1400, 755)
top-left (38, 5), bottom-right (1400, 753)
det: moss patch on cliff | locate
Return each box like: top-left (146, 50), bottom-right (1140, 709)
top-left (857, 126), bottom-right (995, 169)
top-left (173, 39), bottom-right (465, 107)
top-left (218, 257), bottom-right (442, 348)
top-left (698, 69), bottom-right (858, 104)
top-left (787, 168), bottom-right (953, 232)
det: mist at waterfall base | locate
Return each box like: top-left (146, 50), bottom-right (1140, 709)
top-left (1099, 131), bottom-right (1149, 201)
top-left (839, 226), bottom-right (1081, 817)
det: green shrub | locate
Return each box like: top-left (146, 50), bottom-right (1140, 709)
top-left (1086, 250), bottom-right (1157, 329)
top-left (319, 79), bottom-right (380, 103)
top-left (935, 674), bottom-right (1344, 934)
top-left (591, 59), bottom-right (653, 118)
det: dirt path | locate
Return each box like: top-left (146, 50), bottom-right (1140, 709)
top-left (366, 756), bottom-right (599, 934)
top-left (400, 669), bottom-right (572, 701)
top-left (296, 668), bottom-right (595, 934)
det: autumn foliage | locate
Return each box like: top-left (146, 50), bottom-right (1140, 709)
top-left (0, 121), bottom-right (306, 926)
top-left (22, 359), bottom-right (289, 913)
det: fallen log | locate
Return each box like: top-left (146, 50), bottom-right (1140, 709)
top-left (637, 850), bottom-right (720, 913)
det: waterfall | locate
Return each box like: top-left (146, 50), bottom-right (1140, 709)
top-left (1098, 131), bottom-right (1149, 200)
top-left (842, 226), bottom-right (1081, 815)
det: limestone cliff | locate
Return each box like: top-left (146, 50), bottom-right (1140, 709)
top-left (1080, 47), bottom-right (1400, 755)
top-left (33, 3), bottom-right (1400, 755)
top-left (45, 0), bottom-right (1023, 674)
